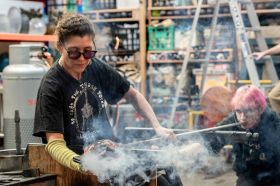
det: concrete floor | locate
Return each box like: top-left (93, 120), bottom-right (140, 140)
top-left (179, 156), bottom-right (237, 186)
top-left (181, 168), bottom-right (236, 186)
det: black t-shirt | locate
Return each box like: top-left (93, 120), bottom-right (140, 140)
top-left (33, 58), bottom-right (130, 154)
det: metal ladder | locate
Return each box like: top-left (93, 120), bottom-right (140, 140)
top-left (168, 0), bottom-right (279, 127)
top-left (230, 0), bottom-right (278, 86)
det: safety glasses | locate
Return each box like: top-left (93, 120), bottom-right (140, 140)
top-left (61, 43), bottom-right (97, 60)
top-left (234, 108), bottom-right (257, 116)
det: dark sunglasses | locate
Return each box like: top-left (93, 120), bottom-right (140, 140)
top-left (61, 44), bottom-right (97, 60)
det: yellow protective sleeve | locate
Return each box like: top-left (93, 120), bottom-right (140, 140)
top-left (45, 138), bottom-right (81, 172)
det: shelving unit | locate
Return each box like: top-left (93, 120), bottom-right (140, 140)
top-left (83, 8), bottom-right (140, 23)
top-left (146, 0), bottom-right (280, 124)
top-left (83, 4), bottom-right (147, 95)
top-left (0, 33), bottom-right (56, 42)
top-left (147, 49), bottom-right (233, 64)
top-left (148, 7), bottom-right (280, 21)
top-left (146, 0), bottom-right (280, 76)
top-left (1, 0), bottom-right (279, 100)
top-left (147, 0), bottom-right (280, 24)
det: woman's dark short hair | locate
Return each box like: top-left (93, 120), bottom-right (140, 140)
top-left (55, 13), bottom-right (95, 45)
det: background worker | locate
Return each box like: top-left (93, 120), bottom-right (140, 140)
top-left (253, 44), bottom-right (280, 113)
top-left (204, 85), bottom-right (280, 186)
top-left (33, 13), bottom-right (182, 186)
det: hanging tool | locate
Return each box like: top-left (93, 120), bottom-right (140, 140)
top-left (15, 110), bottom-right (22, 155)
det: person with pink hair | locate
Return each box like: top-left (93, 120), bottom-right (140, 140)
top-left (230, 85), bottom-right (267, 129)
top-left (206, 85), bottom-right (280, 186)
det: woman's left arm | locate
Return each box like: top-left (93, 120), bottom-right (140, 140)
top-left (123, 87), bottom-right (175, 139)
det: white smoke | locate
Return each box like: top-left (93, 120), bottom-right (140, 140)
top-left (81, 136), bottom-right (228, 186)
top-left (82, 147), bottom-right (153, 185)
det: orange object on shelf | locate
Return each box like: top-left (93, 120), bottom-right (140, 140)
top-left (0, 33), bottom-right (57, 42)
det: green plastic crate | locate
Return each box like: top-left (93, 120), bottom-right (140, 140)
top-left (148, 26), bottom-right (175, 51)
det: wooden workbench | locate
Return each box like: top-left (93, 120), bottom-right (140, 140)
top-left (26, 144), bottom-right (157, 186)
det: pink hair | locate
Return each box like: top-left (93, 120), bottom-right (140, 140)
top-left (231, 85), bottom-right (267, 112)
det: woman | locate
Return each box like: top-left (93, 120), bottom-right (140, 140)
top-left (208, 85), bottom-right (280, 185)
top-left (33, 13), bottom-right (181, 185)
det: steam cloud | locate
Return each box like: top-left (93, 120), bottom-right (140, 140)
top-left (81, 136), bottom-right (228, 186)
top-left (80, 7), bottom-right (235, 185)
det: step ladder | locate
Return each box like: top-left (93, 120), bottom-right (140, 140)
top-left (168, 0), bottom-right (279, 127)
top-left (230, 0), bottom-right (278, 86)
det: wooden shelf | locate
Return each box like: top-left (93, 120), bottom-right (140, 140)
top-left (189, 59), bottom-right (232, 63)
top-left (227, 79), bottom-right (272, 84)
top-left (148, 9), bottom-right (280, 20)
top-left (147, 59), bottom-right (232, 64)
top-left (149, 0), bottom-right (280, 11)
top-left (108, 61), bottom-right (136, 65)
top-left (251, 0), bottom-right (280, 2)
top-left (84, 8), bottom-right (140, 23)
top-left (149, 6), bottom-right (280, 11)
top-left (147, 49), bottom-right (233, 53)
top-left (248, 25), bottom-right (280, 39)
top-left (147, 0), bottom-right (280, 23)
top-left (147, 49), bottom-right (233, 64)
top-left (148, 5), bottom-right (210, 11)
top-left (213, 0), bottom-right (280, 3)
top-left (91, 19), bottom-right (138, 23)
top-left (148, 60), bottom-right (183, 64)
top-left (0, 33), bottom-right (57, 42)
top-left (84, 8), bottom-right (139, 13)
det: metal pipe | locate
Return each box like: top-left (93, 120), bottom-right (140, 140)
top-left (175, 122), bottom-right (242, 137)
top-left (14, 110), bottom-right (22, 155)
top-left (124, 122), bottom-right (242, 147)
top-left (125, 148), bottom-right (164, 152)
top-left (209, 130), bottom-right (259, 142)
top-left (211, 130), bottom-right (256, 136)
top-left (125, 127), bottom-right (191, 132)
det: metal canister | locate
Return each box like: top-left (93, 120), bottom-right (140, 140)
top-left (3, 44), bottom-right (48, 149)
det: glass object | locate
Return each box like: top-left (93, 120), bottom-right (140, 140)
top-left (8, 7), bottom-right (22, 33)
top-left (20, 13), bottom-right (29, 33)
top-left (0, 15), bottom-right (10, 33)
top-left (29, 18), bottom-right (46, 35)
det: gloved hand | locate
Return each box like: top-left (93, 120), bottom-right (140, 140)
top-left (45, 138), bottom-right (81, 172)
